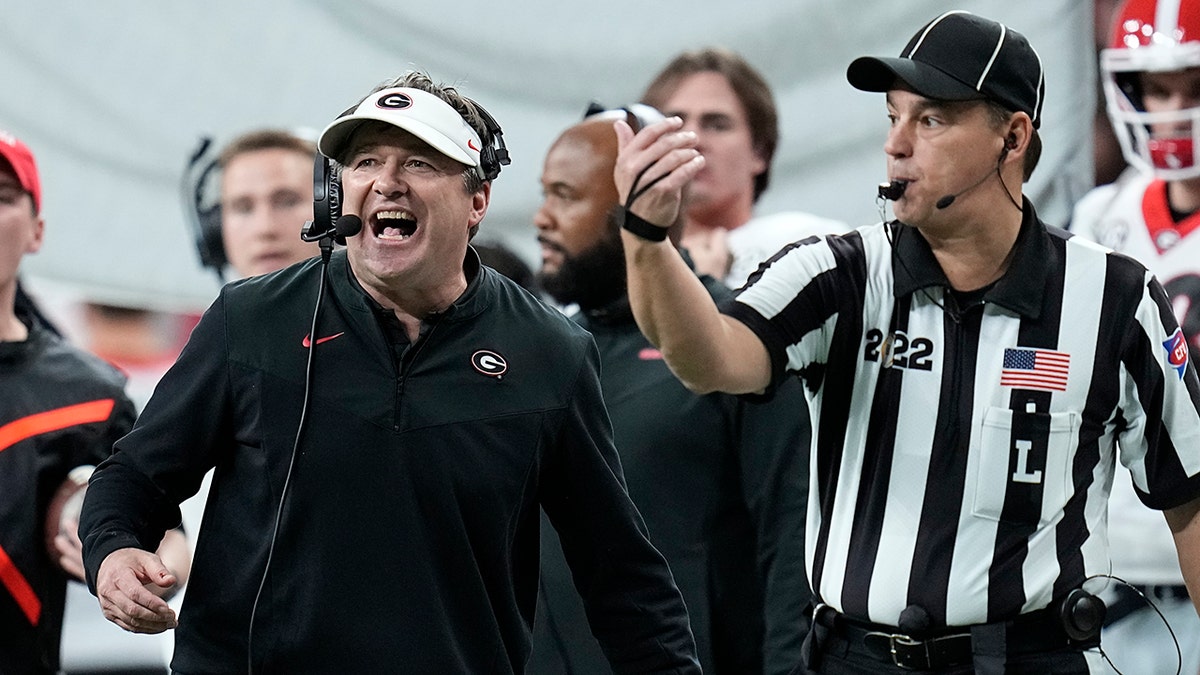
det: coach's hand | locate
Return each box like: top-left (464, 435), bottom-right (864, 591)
top-left (614, 116), bottom-right (704, 231)
top-left (95, 547), bottom-right (178, 634)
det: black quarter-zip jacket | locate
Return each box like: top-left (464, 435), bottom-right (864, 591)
top-left (80, 248), bottom-right (699, 674)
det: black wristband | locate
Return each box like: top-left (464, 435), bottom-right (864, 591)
top-left (620, 209), bottom-right (669, 242)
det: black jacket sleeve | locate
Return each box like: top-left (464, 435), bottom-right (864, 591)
top-left (539, 336), bottom-right (702, 674)
top-left (737, 376), bottom-right (813, 675)
top-left (80, 293), bottom-right (233, 591)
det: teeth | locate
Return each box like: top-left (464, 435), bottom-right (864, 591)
top-left (375, 209), bottom-right (416, 240)
top-left (376, 210), bottom-right (415, 221)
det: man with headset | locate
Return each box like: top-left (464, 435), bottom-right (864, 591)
top-left (78, 70), bottom-right (700, 673)
top-left (187, 129), bottom-right (322, 281)
top-left (612, 10), bottom-right (1200, 674)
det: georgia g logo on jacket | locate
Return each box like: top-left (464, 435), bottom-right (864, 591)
top-left (471, 350), bottom-right (507, 378)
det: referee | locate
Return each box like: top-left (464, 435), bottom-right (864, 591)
top-left (611, 10), bottom-right (1200, 675)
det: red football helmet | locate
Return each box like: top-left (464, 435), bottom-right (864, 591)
top-left (1103, 0), bottom-right (1200, 179)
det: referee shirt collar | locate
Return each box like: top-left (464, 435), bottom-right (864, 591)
top-left (891, 198), bottom-right (1048, 319)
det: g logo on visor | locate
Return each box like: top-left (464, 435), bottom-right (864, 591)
top-left (377, 93), bottom-right (414, 110)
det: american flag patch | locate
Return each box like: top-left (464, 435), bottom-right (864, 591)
top-left (1000, 348), bottom-right (1070, 392)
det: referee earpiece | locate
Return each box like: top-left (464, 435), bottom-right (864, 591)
top-left (998, 134), bottom-right (1017, 163)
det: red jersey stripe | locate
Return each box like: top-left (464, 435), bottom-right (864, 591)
top-left (0, 544), bottom-right (41, 626)
top-left (0, 399), bottom-right (116, 454)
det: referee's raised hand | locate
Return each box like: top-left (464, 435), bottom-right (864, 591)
top-left (613, 116), bottom-right (703, 232)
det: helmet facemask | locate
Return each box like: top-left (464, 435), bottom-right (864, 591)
top-left (1103, 0), bottom-right (1200, 180)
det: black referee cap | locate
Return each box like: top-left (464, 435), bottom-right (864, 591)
top-left (846, 11), bottom-right (1045, 128)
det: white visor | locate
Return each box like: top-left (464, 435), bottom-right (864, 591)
top-left (318, 87), bottom-right (483, 173)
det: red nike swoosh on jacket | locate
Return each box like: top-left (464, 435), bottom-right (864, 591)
top-left (301, 332), bottom-right (345, 348)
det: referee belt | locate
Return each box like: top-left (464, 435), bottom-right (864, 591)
top-left (816, 605), bottom-right (1081, 670)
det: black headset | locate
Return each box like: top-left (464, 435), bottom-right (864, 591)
top-left (302, 95), bottom-right (510, 244)
top-left (181, 137), bottom-right (227, 275)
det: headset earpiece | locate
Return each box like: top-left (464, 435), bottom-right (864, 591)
top-left (181, 137), bottom-right (230, 274)
top-left (303, 153), bottom-right (347, 244)
top-left (997, 134), bottom-right (1018, 165)
top-left (195, 202), bottom-right (226, 268)
top-left (465, 97), bottom-right (510, 181)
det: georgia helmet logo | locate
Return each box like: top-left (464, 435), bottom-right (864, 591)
top-left (471, 350), bottom-right (508, 377)
top-left (376, 92), bottom-right (414, 110)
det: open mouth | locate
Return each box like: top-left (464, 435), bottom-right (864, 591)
top-left (374, 210), bottom-right (418, 240)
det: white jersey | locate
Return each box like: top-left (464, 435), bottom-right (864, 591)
top-left (1072, 169), bottom-right (1200, 326)
top-left (726, 211), bottom-right (849, 289)
top-left (1071, 169), bottom-right (1200, 584)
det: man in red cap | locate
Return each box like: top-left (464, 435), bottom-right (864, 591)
top-left (0, 130), bottom-right (42, 212)
top-left (0, 131), bottom-right (190, 674)
top-left (612, 10), bottom-right (1200, 674)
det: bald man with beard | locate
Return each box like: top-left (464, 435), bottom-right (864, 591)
top-left (529, 111), bottom-right (812, 675)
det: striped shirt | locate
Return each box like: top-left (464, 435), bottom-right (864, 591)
top-left (722, 200), bottom-right (1200, 628)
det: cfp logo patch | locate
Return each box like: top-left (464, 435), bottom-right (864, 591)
top-left (471, 349), bottom-right (508, 378)
top-left (1164, 328), bottom-right (1190, 380)
top-left (376, 92), bottom-right (414, 111)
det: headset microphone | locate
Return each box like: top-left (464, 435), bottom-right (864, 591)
top-left (934, 167), bottom-right (995, 209)
top-left (333, 214), bottom-right (362, 238)
top-left (937, 137), bottom-right (1019, 210)
top-left (303, 214), bottom-right (362, 242)
top-left (300, 214), bottom-right (362, 268)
